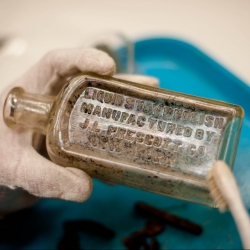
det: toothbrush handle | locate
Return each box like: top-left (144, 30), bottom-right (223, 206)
top-left (229, 193), bottom-right (250, 249)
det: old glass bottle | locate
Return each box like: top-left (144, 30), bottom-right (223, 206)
top-left (3, 74), bottom-right (244, 206)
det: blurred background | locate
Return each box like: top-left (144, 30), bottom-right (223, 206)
top-left (1, 1), bottom-right (250, 249)
top-left (0, 0), bottom-right (250, 87)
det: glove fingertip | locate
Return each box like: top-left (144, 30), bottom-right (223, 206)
top-left (17, 151), bottom-right (94, 203)
top-left (95, 53), bottom-right (116, 76)
top-left (79, 48), bottom-right (116, 76)
top-left (62, 167), bottom-right (93, 202)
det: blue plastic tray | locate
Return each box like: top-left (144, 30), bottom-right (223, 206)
top-left (1, 38), bottom-right (250, 249)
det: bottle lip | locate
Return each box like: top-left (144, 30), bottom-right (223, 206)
top-left (3, 87), bottom-right (24, 128)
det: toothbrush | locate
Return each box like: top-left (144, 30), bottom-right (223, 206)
top-left (207, 160), bottom-right (250, 249)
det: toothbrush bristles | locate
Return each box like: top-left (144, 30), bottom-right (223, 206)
top-left (207, 170), bottom-right (228, 212)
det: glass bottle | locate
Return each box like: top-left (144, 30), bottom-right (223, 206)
top-left (3, 74), bottom-right (244, 206)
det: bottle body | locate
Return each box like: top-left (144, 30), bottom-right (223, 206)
top-left (43, 74), bottom-right (243, 206)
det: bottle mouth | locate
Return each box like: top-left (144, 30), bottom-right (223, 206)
top-left (3, 87), bottom-right (24, 128)
top-left (3, 87), bottom-right (55, 134)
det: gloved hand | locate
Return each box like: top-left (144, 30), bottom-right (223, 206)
top-left (0, 48), bottom-right (158, 216)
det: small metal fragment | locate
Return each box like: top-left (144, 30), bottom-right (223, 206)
top-left (122, 220), bottom-right (165, 249)
top-left (135, 202), bottom-right (202, 235)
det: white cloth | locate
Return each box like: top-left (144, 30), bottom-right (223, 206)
top-left (0, 48), bottom-right (158, 216)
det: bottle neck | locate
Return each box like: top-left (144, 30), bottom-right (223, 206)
top-left (3, 87), bottom-right (55, 135)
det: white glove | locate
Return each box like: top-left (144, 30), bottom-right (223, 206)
top-left (0, 48), bottom-right (158, 216)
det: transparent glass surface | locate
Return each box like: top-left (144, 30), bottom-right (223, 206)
top-left (3, 74), bottom-right (244, 206)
